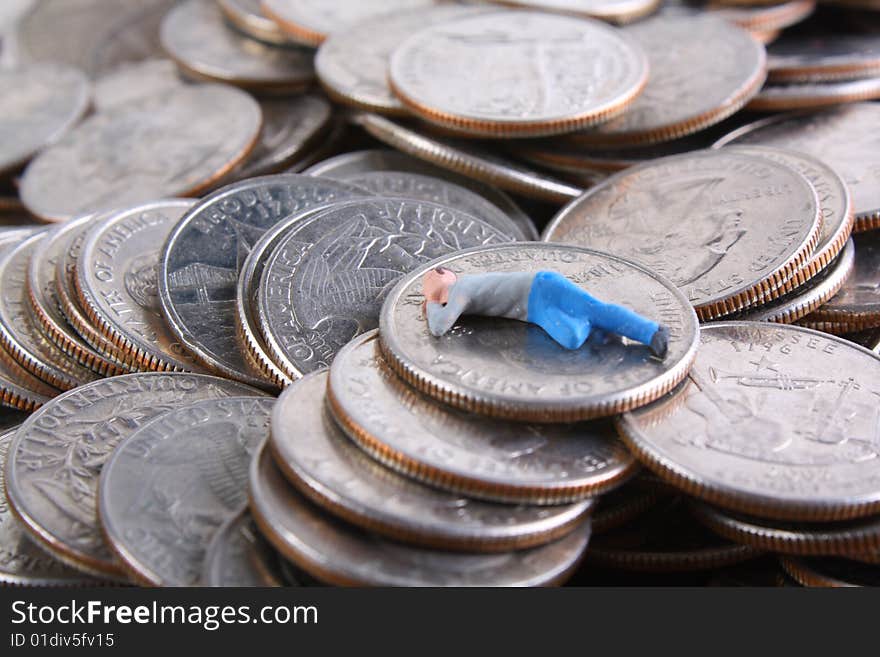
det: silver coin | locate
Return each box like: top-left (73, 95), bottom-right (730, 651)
top-left (304, 149), bottom-right (538, 240)
top-left (713, 103), bottom-right (880, 230)
top-left (723, 145), bottom-right (853, 278)
top-left (736, 238), bottom-right (855, 324)
top-left (202, 508), bottom-right (288, 586)
top-left (315, 4), bottom-right (487, 115)
top-left (566, 14), bottom-right (766, 146)
top-left (617, 321), bottom-right (880, 522)
top-left (0, 426), bottom-right (99, 586)
top-left (26, 215), bottom-right (127, 377)
top-left (378, 243), bottom-right (699, 422)
top-left (76, 199), bottom-right (208, 373)
top-left (482, 0), bottom-right (660, 22)
top-left (4, 372), bottom-right (265, 578)
top-left (217, 0), bottom-right (294, 46)
top-left (261, 0), bottom-right (435, 47)
top-left (159, 175), bottom-right (368, 387)
top-left (236, 205), bottom-right (345, 387)
top-left (249, 441), bottom-right (591, 586)
top-left (274, 367), bottom-right (595, 548)
top-left (337, 172), bottom-right (526, 240)
top-left (12, 0), bottom-right (176, 77)
top-left (161, 0), bottom-right (314, 93)
top-left (92, 59), bottom-right (185, 112)
top-left (53, 210), bottom-right (135, 372)
top-left (0, 230), bottom-right (61, 411)
top-left (328, 331), bottom-right (637, 504)
top-left (768, 32), bottom-right (880, 83)
top-left (543, 150), bottom-right (822, 320)
top-left (691, 502), bottom-right (880, 557)
top-left (100, 397), bottom-right (274, 586)
top-left (353, 113), bottom-right (585, 204)
top-left (218, 95), bottom-right (333, 185)
top-left (0, 64), bottom-right (90, 176)
top-left (19, 83), bottom-right (262, 222)
top-left (748, 76), bottom-right (880, 112)
top-left (0, 232), bottom-right (97, 390)
top-left (257, 197), bottom-right (514, 380)
top-left (805, 230), bottom-right (880, 329)
top-left (387, 10), bottom-right (649, 138)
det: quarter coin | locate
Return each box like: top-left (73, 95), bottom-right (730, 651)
top-left (275, 368), bottom-right (595, 546)
top-left (768, 32), bottom-right (880, 83)
top-left (378, 243), bottom-right (699, 422)
top-left (713, 103), bottom-right (880, 231)
top-left (0, 232), bottom-right (98, 390)
top-left (159, 175), bottom-right (368, 387)
top-left (692, 503), bottom-right (880, 556)
top-left (747, 76), bottom-right (880, 111)
top-left (4, 372), bottom-right (265, 577)
top-left (543, 150), bottom-right (822, 320)
top-left (99, 397), bottom-right (275, 586)
top-left (0, 64), bottom-right (90, 177)
top-left (53, 211), bottom-right (135, 372)
top-left (353, 113), bottom-right (584, 204)
top-left (257, 197), bottom-right (514, 380)
top-left (617, 322), bottom-right (880, 522)
top-left (26, 215), bottom-right (128, 377)
top-left (75, 200), bottom-right (207, 373)
top-left (248, 442), bottom-right (591, 586)
top-left (19, 83), bottom-right (262, 222)
top-left (161, 0), bottom-right (314, 94)
top-left (388, 10), bottom-right (649, 138)
top-left (328, 331), bottom-right (638, 503)
top-left (567, 15), bottom-right (766, 146)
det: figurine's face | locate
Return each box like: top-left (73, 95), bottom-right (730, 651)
top-left (423, 267), bottom-right (457, 305)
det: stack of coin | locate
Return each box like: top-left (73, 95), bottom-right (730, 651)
top-left (713, 103), bottom-right (880, 345)
top-left (614, 322), bottom-right (880, 586)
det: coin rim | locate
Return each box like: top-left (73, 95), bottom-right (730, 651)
top-left (692, 502), bottom-right (880, 557)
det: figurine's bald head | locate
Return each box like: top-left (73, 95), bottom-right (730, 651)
top-left (423, 267), bottom-right (457, 305)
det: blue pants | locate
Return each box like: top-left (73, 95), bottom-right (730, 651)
top-left (526, 271), bottom-right (659, 350)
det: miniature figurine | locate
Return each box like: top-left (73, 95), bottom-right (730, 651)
top-left (422, 268), bottom-right (670, 357)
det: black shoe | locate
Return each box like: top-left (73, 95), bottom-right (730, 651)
top-left (650, 325), bottom-right (669, 359)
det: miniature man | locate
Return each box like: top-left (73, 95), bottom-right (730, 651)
top-left (422, 268), bottom-right (670, 358)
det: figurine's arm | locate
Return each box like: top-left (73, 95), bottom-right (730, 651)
top-left (425, 291), bottom-right (471, 336)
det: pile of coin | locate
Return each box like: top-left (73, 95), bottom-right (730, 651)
top-left (1, 0), bottom-right (880, 587)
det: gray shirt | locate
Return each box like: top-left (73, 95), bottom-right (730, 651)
top-left (425, 272), bottom-right (535, 336)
